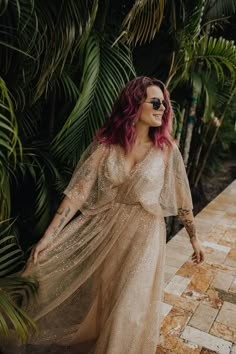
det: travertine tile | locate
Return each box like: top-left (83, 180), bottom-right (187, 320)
top-left (165, 254), bottom-right (188, 268)
top-left (209, 263), bottom-right (236, 277)
top-left (200, 349), bottom-right (218, 354)
top-left (155, 345), bottom-right (175, 353)
top-left (224, 257), bottom-right (236, 268)
top-left (230, 343), bottom-right (236, 353)
top-left (216, 301), bottom-right (236, 329)
top-left (188, 303), bottom-right (218, 332)
top-left (165, 275), bottom-right (191, 296)
top-left (219, 213), bottom-right (236, 226)
top-left (203, 288), bottom-right (223, 309)
top-left (160, 334), bottom-right (201, 354)
top-left (210, 321), bottom-right (236, 344)
top-left (229, 277), bottom-right (236, 293)
top-left (206, 232), bottom-right (224, 244)
top-left (168, 236), bottom-right (193, 248)
top-left (205, 249), bottom-right (228, 265)
top-left (202, 241), bottom-right (231, 254)
top-left (161, 302), bottom-right (173, 320)
top-left (187, 267), bottom-right (215, 293)
top-left (160, 181), bottom-right (236, 353)
top-left (164, 292), bottom-right (198, 313)
top-left (161, 307), bottom-right (191, 336)
top-left (228, 247), bottom-right (236, 261)
top-left (181, 326), bottom-right (232, 354)
top-left (176, 261), bottom-right (199, 278)
top-left (164, 265), bottom-right (179, 285)
top-left (211, 272), bottom-right (235, 292)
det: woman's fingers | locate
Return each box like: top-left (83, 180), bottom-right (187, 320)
top-left (192, 250), bottom-right (204, 264)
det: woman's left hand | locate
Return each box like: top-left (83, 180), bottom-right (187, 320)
top-left (190, 238), bottom-right (205, 264)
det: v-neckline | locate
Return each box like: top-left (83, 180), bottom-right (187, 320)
top-left (120, 144), bottom-right (154, 176)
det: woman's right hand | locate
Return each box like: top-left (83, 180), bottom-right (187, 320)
top-left (32, 237), bottom-right (52, 264)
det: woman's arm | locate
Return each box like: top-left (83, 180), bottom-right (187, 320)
top-left (32, 196), bottom-right (78, 264)
top-left (177, 208), bottom-right (205, 264)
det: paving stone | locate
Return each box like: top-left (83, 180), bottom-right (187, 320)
top-left (216, 301), bottom-right (236, 329)
top-left (164, 275), bottom-right (191, 296)
top-left (188, 303), bottom-right (218, 332)
top-left (181, 326), bottom-right (232, 354)
top-left (211, 272), bottom-right (235, 292)
top-left (161, 181), bottom-right (236, 353)
top-left (176, 261), bottom-right (199, 278)
top-left (164, 292), bottom-right (198, 313)
top-left (229, 277), bottom-right (236, 293)
top-left (230, 344), bottom-right (236, 353)
top-left (210, 321), bottom-right (236, 344)
top-left (161, 302), bottom-right (173, 320)
top-left (160, 307), bottom-right (191, 336)
top-left (160, 333), bottom-right (201, 354)
top-left (200, 349), bottom-right (218, 354)
top-left (187, 266), bottom-right (215, 293)
top-left (202, 241), bottom-right (231, 254)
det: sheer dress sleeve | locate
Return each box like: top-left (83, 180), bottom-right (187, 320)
top-left (63, 142), bottom-right (108, 210)
top-left (160, 143), bottom-right (193, 217)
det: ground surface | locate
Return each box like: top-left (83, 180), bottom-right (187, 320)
top-left (157, 179), bottom-right (236, 354)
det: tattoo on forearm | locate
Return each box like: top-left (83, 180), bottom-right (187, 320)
top-left (48, 206), bottom-right (72, 239)
top-left (58, 207), bottom-right (71, 228)
top-left (65, 207), bottom-right (71, 217)
top-left (178, 208), bottom-right (190, 218)
top-left (178, 208), bottom-right (196, 239)
top-left (183, 220), bottom-right (196, 239)
top-left (49, 227), bottom-right (59, 239)
top-left (58, 217), bottom-right (65, 228)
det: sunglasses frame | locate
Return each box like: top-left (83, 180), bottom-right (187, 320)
top-left (144, 98), bottom-right (168, 110)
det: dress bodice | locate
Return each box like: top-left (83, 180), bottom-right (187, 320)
top-left (105, 145), bottom-right (165, 215)
top-left (64, 142), bottom-right (193, 217)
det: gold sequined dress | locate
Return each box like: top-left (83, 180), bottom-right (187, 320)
top-left (5, 142), bottom-right (193, 354)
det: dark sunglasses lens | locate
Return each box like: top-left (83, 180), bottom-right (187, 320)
top-left (153, 99), bottom-right (161, 110)
top-left (152, 99), bottom-right (168, 110)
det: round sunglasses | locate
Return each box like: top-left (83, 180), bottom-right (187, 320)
top-left (144, 98), bottom-right (168, 110)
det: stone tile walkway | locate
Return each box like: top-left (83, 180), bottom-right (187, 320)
top-left (157, 180), bottom-right (236, 354)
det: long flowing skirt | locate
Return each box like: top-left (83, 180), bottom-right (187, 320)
top-left (2, 203), bottom-right (166, 354)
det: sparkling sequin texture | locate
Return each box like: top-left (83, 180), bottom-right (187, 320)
top-left (3, 142), bottom-right (193, 354)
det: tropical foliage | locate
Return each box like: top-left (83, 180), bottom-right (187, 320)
top-left (0, 221), bottom-right (37, 342)
top-left (0, 0), bottom-right (236, 341)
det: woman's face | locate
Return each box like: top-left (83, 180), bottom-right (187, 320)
top-left (138, 85), bottom-right (166, 127)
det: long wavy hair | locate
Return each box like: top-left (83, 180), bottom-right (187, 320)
top-left (96, 76), bottom-right (174, 152)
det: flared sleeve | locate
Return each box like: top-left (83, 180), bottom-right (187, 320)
top-left (63, 142), bottom-right (108, 210)
top-left (160, 143), bottom-right (193, 217)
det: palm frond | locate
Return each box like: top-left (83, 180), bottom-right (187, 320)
top-left (52, 34), bottom-right (101, 164)
top-left (17, 143), bottom-right (62, 236)
top-left (204, 0), bottom-right (236, 20)
top-left (52, 34), bottom-right (135, 165)
top-left (121, 0), bottom-right (165, 46)
top-left (195, 36), bottom-right (236, 80)
top-left (0, 79), bottom-right (22, 219)
top-left (182, 0), bottom-right (205, 39)
top-left (33, 0), bottom-right (95, 102)
top-left (0, 288), bottom-right (37, 342)
top-left (0, 219), bottom-right (38, 341)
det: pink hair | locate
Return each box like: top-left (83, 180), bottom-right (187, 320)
top-left (96, 76), bottom-right (174, 152)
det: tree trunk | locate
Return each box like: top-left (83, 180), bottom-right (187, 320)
top-left (183, 95), bottom-right (198, 167)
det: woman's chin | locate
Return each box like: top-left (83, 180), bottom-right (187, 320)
top-left (150, 121), bottom-right (162, 127)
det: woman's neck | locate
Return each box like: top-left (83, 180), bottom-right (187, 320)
top-left (134, 121), bottom-right (152, 145)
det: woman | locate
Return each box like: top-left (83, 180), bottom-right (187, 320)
top-left (6, 76), bottom-right (204, 354)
